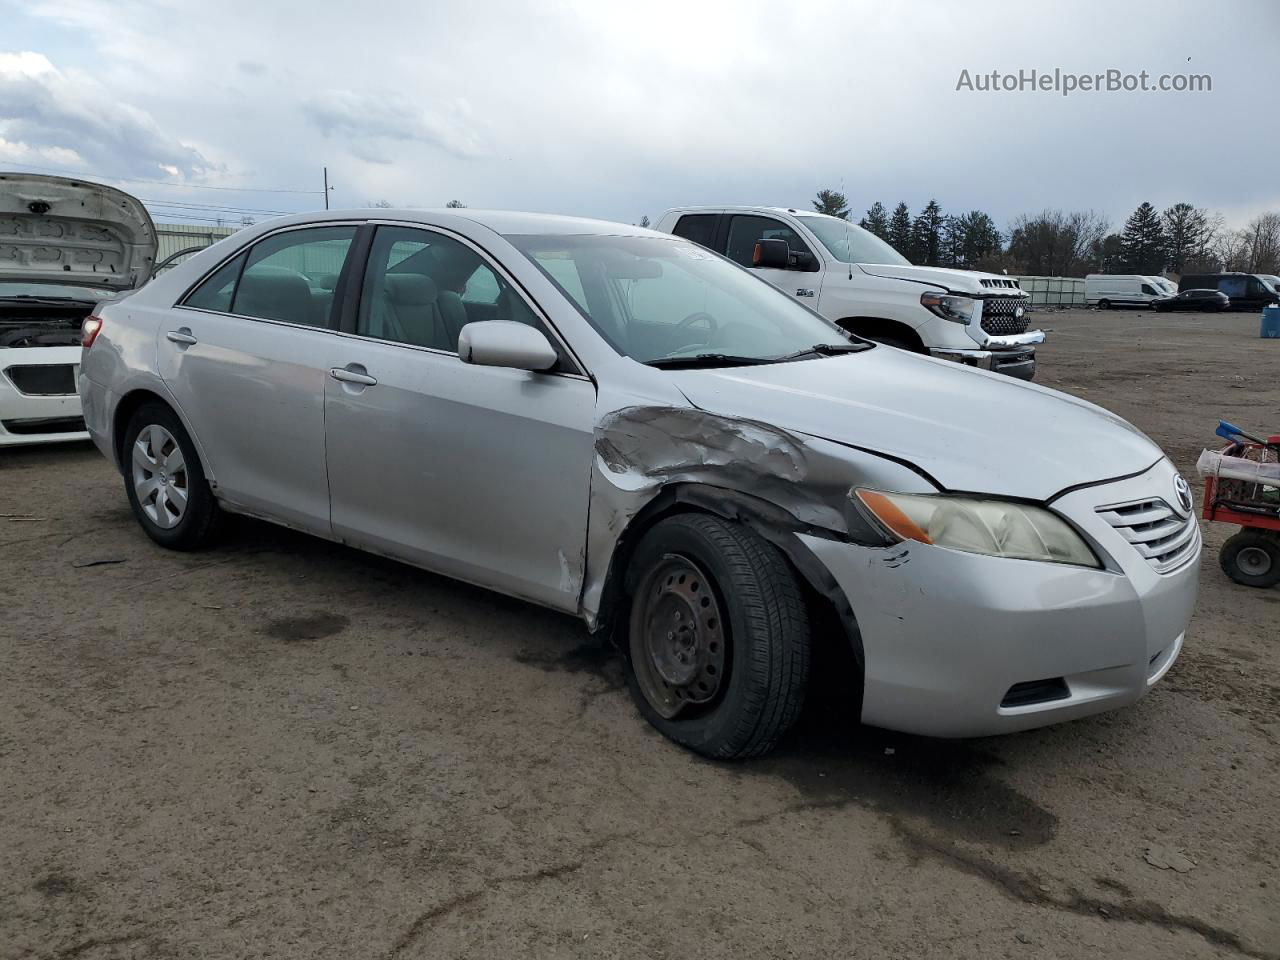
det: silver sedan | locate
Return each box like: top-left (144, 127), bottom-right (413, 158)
top-left (79, 210), bottom-right (1199, 758)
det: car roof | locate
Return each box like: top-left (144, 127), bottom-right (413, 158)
top-left (662, 204), bottom-right (840, 221)
top-left (268, 208), bottom-right (657, 239)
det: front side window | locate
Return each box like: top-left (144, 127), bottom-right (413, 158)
top-left (1141, 283), bottom-right (1156, 295)
top-left (510, 234), bottom-right (850, 365)
top-left (724, 215), bottom-right (813, 268)
top-left (357, 226), bottom-right (544, 353)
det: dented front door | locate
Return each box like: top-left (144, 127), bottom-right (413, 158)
top-left (323, 338), bottom-right (596, 612)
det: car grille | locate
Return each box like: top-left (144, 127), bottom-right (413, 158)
top-left (979, 296), bottom-right (1031, 336)
top-left (5, 363), bottom-right (77, 396)
top-left (1095, 498), bottom-right (1200, 574)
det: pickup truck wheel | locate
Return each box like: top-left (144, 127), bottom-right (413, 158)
top-left (123, 402), bottom-right (221, 551)
top-left (624, 514), bottom-right (810, 759)
top-left (1220, 531), bottom-right (1280, 588)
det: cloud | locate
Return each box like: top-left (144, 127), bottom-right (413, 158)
top-left (0, 50), bottom-right (212, 178)
top-left (302, 90), bottom-right (483, 160)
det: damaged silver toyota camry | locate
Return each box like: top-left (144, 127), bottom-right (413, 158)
top-left (79, 210), bottom-right (1200, 758)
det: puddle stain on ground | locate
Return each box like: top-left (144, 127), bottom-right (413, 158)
top-left (264, 612), bottom-right (350, 643)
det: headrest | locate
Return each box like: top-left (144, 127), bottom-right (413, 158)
top-left (236, 266), bottom-right (313, 319)
top-left (384, 273), bottom-right (438, 307)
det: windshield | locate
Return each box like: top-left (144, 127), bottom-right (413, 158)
top-left (0, 282), bottom-right (112, 302)
top-left (508, 234), bottom-right (860, 364)
top-left (795, 215), bottom-right (910, 266)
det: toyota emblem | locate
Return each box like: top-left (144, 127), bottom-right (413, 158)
top-left (1172, 475), bottom-right (1193, 515)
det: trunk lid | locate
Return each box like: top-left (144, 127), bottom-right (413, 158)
top-left (0, 173), bottom-right (158, 291)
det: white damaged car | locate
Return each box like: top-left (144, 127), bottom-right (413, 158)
top-left (0, 173), bottom-right (156, 446)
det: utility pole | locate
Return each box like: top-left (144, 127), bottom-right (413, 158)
top-left (323, 166), bottom-right (329, 210)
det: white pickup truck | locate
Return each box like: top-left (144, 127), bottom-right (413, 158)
top-left (654, 206), bottom-right (1043, 379)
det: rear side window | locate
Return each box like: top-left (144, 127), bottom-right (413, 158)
top-left (235, 227), bottom-right (356, 328)
top-left (184, 253), bottom-right (245, 312)
top-left (182, 226), bottom-right (356, 329)
top-left (671, 214), bottom-right (719, 250)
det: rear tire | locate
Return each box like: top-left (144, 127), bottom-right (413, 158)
top-left (1219, 530), bottom-right (1280, 588)
top-left (623, 514), bottom-right (810, 759)
top-left (122, 402), bottom-right (221, 551)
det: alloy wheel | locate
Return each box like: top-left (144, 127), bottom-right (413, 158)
top-left (132, 424), bottom-right (188, 529)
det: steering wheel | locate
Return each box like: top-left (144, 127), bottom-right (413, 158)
top-left (677, 311), bottom-right (718, 334)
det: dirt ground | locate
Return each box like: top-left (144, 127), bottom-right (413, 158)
top-left (2, 308), bottom-right (1278, 959)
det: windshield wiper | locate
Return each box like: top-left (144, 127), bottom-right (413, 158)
top-left (775, 341), bottom-right (875, 361)
top-left (643, 353), bottom-right (780, 369)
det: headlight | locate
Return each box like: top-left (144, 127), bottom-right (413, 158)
top-left (853, 489), bottom-right (1099, 567)
top-left (920, 291), bottom-right (976, 324)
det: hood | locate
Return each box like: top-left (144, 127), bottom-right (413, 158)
top-left (666, 349), bottom-right (1162, 502)
top-left (0, 173), bottom-right (157, 290)
top-left (857, 262), bottom-right (1023, 296)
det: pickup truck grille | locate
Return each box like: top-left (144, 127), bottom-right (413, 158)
top-left (1095, 498), bottom-right (1200, 574)
top-left (979, 296), bottom-right (1031, 336)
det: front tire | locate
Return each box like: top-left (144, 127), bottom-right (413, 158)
top-left (623, 514), bottom-right (810, 759)
top-left (123, 402), bottom-right (221, 550)
top-left (1098, 299), bottom-right (1111, 310)
top-left (1219, 530), bottom-right (1280, 588)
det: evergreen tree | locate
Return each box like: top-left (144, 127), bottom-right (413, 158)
top-left (859, 201), bottom-right (889, 240)
top-left (812, 189), bottom-right (850, 219)
top-left (1119, 202), bottom-right (1167, 273)
top-left (909, 199), bottom-right (945, 266)
top-left (959, 210), bottom-right (1002, 265)
top-left (940, 216), bottom-right (966, 267)
top-left (887, 202), bottom-right (913, 259)
top-left (1161, 202), bottom-right (1209, 274)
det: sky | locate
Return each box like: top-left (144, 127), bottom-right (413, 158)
top-left (1, 0), bottom-right (1277, 235)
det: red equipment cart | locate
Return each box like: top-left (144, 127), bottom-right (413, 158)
top-left (1202, 436), bottom-right (1280, 588)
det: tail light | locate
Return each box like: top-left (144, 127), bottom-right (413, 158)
top-left (82, 315), bottom-right (103, 349)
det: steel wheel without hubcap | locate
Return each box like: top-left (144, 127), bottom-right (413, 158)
top-left (1237, 546), bottom-right (1273, 578)
top-left (132, 424), bottom-right (188, 529)
top-left (630, 554), bottom-right (727, 719)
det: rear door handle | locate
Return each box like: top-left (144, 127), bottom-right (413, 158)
top-left (329, 366), bottom-right (378, 387)
top-left (166, 329), bottom-right (198, 345)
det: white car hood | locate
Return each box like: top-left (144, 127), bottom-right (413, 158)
top-left (0, 173), bottom-right (157, 290)
top-left (856, 262), bottom-right (1022, 295)
top-left (667, 348), bottom-right (1163, 501)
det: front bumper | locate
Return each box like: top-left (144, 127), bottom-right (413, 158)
top-left (929, 344), bottom-right (1037, 380)
top-left (800, 460), bottom-right (1200, 738)
top-left (0, 346), bottom-right (89, 447)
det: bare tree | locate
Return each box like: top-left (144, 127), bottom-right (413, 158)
top-left (1244, 212), bottom-right (1280, 274)
top-left (445, 199), bottom-right (467, 209)
top-left (1005, 209), bottom-right (1110, 276)
top-left (369, 199), bottom-right (393, 208)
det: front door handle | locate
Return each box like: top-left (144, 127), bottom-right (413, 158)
top-left (329, 366), bottom-right (378, 387)
top-left (166, 329), bottom-right (198, 345)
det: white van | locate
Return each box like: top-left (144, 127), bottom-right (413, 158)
top-left (655, 207), bottom-right (1043, 379)
top-left (1085, 274), bottom-right (1165, 309)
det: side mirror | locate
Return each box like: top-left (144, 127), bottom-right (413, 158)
top-left (752, 238), bottom-right (790, 269)
top-left (457, 321), bottom-right (558, 371)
